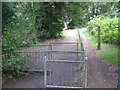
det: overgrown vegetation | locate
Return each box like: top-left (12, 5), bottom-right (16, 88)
top-left (99, 44), bottom-right (118, 67)
top-left (85, 31), bottom-right (118, 68)
top-left (2, 2), bottom-right (89, 76)
top-left (2, 2), bottom-right (89, 51)
top-left (86, 2), bottom-right (119, 69)
top-left (87, 16), bottom-right (118, 45)
top-left (2, 2), bottom-right (119, 76)
top-left (86, 2), bottom-right (119, 67)
top-left (2, 52), bottom-right (30, 77)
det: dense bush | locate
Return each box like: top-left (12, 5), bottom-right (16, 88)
top-left (87, 16), bottom-right (118, 45)
top-left (2, 3), bottom-right (34, 76)
top-left (34, 2), bottom-right (65, 41)
top-left (2, 52), bottom-right (30, 76)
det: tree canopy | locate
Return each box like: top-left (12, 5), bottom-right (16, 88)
top-left (2, 2), bottom-right (119, 52)
top-left (2, 2), bottom-right (119, 76)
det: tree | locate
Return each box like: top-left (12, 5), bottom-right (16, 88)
top-left (33, 2), bottom-right (65, 41)
top-left (2, 2), bottom-right (15, 29)
top-left (2, 2), bottom-right (36, 52)
top-left (86, 2), bottom-right (118, 21)
top-left (64, 2), bottom-right (89, 27)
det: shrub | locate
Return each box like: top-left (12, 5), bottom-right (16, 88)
top-left (87, 16), bottom-right (118, 45)
top-left (2, 52), bottom-right (30, 76)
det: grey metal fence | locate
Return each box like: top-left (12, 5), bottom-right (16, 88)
top-left (44, 29), bottom-right (87, 88)
top-left (49, 42), bottom-right (84, 52)
top-left (20, 45), bottom-right (52, 52)
top-left (44, 51), bottom-right (87, 88)
top-left (2, 45), bottom-right (52, 72)
top-left (19, 45), bottom-right (52, 71)
top-left (2, 29), bottom-right (87, 88)
top-left (17, 51), bottom-right (46, 71)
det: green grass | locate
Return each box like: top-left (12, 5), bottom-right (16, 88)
top-left (98, 44), bottom-right (118, 67)
top-left (84, 30), bottom-right (118, 68)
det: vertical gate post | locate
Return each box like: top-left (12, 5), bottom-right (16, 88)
top-left (77, 43), bottom-right (78, 52)
top-left (50, 45), bottom-right (52, 59)
top-left (97, 26), bottom-right (101, 50)
top-left (48, 45), bottom-right (51, 59)
top-left (48, 44), bottom-right (52, 59)
top-left (77, 43), bottom-right (79, 60)
top-left (81, 43), bottom-right (84, 51)
top-left (44, 56), bottom-right (47, 87)
top-left (85, 57), bottom-right (88, 89)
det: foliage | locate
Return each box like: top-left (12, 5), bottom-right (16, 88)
top-left (2, 2), bottom-right (90, 51)
top-left (64, 2), bottom-right (89, 27)
top-left (87, 16), bottom-right (118, 45)
top-left (99, 44), bottom-right (118, 67)
top-left (4, 2), bottom-right (116, 76)
top-left (86, 2), bottom-right (118, 21)
top-left (2, 2), bottom-right (89, 76)
top-left (2, 2), bottom-right (33, 76)
top-left (85, 31), bottom-right (118, 69)
top-left (2, 2), bottom-right (15, 28)
top-left (2, 2), bottom-right (36, 52)
top-left (33, 2), bottom-right (65, 41)
top-left (2, 52), bottom-right (30, 76)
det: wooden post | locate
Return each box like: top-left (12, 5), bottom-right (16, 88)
top-left (97, 26), bottom-right (101, 50)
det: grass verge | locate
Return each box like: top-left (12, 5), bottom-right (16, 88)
top-left (84, 30), bottom-right (118, 70)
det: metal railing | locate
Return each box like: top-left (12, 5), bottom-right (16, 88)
top-left (2, 29), bottom-right (87, 88)
top-left (49, 42), bottom-right (84, 52)
top-left (44, 50), bottom-right (87, 88)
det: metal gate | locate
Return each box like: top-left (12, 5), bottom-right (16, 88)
top-left (19, 45), bottom-right (53, 71)
top-left (2, 29), bottom-right (87, 88)
top-left (44, 42), bottom-right (87, 88)
top-left (49, 42), bottom-right (84, 52)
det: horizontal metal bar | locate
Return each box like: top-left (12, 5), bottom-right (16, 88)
top-left (46, 51), bottom-right (84, 54)
top-left (15, 51), bottom-right (84, 54)
top-left (49, 42), bottom-right (82, 44)
top-left (30, 44), bottom-right (52, 46)
top-left (47, 85), bottom-right (83, 88)
top-left (47, 60), bottom-right (85, 63)
top-left (25, 44), bottom-right (52, 47)
top-left (15, 51), bottom-right (45, 53)
top-left (25, 70), bottom-right (44, 72)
